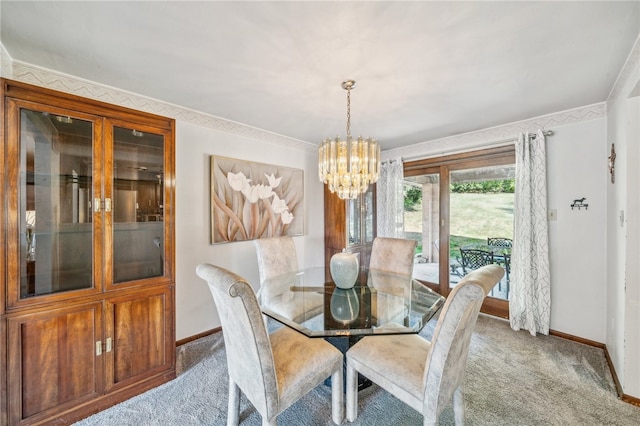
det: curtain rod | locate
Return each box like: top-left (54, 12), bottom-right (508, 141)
top-left (474, 129), bottom-right (555, 146)
top-left (532, 130), bottom-right (554, 139)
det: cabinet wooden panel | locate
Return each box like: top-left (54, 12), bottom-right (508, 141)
top-left (0, 79), bottom-right (176, 425)
top-left (106, 287), bottom-right (174, 390)
top-left (7, 302), bottom-right (103, 424)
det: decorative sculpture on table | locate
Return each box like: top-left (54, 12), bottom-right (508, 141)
top-left (330, 249), bottom-right (359, 289)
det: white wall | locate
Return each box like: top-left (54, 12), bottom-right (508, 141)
top-left (624, 96), bottom-right (640, 397)
top-left (175, 121), bottom-right (325, 340)
top-left (385, 114), bottom-right (609, 343)
top-left (606, 34), bottom-right (640, 397)
top-left (546, 118), bottom-right (607, 341)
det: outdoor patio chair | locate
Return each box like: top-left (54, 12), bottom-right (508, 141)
top-left (459, 248), bottom-right (494, 276)
top-left (487, 237), bottom-right (512, 289)
top-left (487, 237), bottom-right (512, 248)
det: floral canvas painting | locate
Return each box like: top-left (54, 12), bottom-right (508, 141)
top-left (210, 156), bottom-right (304, 243)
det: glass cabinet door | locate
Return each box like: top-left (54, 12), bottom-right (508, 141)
top-left (11, 104), bottom-right (99, 300)
top-left (109, 124), bottom-right (166, 284)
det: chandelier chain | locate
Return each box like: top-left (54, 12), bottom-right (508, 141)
top-left (346, 88), bottom-right (351, 138)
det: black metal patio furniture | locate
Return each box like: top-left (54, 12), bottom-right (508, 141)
top-left (459, 248), bottom-right (494, 276)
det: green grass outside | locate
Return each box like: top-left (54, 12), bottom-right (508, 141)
top-left (405, 192), bottom-right (514, 259)
top-left (450, 192), bottom-right (513, 258)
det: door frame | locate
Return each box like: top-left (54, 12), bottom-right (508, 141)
top-left (404, 145), bottom-right (515, 318)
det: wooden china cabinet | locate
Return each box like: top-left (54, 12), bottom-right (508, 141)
top-left (324, 184), bottom-right (376, 280)
top-left (0, 79), bottom-right (176, 425)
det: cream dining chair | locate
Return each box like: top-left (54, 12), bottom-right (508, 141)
top-left (196, 263), bottom-right (344, 426)
top-left (368, 237), bottom-right (418, 325)
top-left (254, 236), bottom-right (323, 324)
top-left (254, 236), bottom-right (299, 284)
top-left (369, 236), bottom-right (417, 276)
top-left (346, 264), bottom-right (504, 425)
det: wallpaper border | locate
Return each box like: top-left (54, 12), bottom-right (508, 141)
top-left (3, 57), bottom-right (317, 153)
top-left (381, 103), bottom-right (606, 161)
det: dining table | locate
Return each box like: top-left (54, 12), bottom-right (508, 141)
top-left (258, 266), bottom-right (446, 391)
top-left (257, 266), bottom-right (446, 338)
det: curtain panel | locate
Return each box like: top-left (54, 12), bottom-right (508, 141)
top-left (510, 130), bottom-right (551, 336)
top-left (377, 158), bottom-right (404, 238)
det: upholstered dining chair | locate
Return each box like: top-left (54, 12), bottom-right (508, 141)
top-left (346, 264), bottom-right (504, 425)
top-left (196, 263), bottom-right (344, 426)
top-left (367, 237), bottom-right (418, 324)
top-left (254, 236), bottom-right (299, 284)
top-left (254, 237), bottom-right (323, 324)
top-left (369, 237), bottom-right (418, 276)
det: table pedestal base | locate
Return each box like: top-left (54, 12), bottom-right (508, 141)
top-left (324, 336), bottom-right (372, 392)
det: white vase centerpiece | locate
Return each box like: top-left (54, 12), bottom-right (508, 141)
top-left (330, 249), bottom-right (359, 289)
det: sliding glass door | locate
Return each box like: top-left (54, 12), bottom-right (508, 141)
top-left (404, 172), bottom-right (441, 291)
top-left (450, 165), bottom-right (514, 300)
top-left (404, 146), bottom-right (515, 318)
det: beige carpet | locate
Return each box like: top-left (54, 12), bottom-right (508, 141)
top-left (75, 314), bottom-right (640, 425)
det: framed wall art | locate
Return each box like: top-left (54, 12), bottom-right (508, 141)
top-left (210, 156), bottom-right (304, 243)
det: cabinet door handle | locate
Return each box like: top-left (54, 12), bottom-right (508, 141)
top-left (94, 198), bottom-right (102, 213)
top-left (96, 341), bottom-right (102, 356)
top-left (105, 198), bottom-right (112, 213)
top-left (106, 337), bottom-right (112, 352)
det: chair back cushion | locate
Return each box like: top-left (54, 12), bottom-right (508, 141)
top-left (369, 237), bottom-right (417, 276)
top-left (254, 236), bottom-right (299, 283)
top-left (422, 264), bottom-right (504, 417)
top-left (196, 263), bottom-right (278, 415)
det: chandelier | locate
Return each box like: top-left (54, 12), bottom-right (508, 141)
top-left (318, 80), bottom-right (380, 200)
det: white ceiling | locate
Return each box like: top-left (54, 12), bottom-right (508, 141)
top-left (1, 1), bottom-right (639, 151)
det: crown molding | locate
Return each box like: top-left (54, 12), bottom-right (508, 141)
top-left (0, 43), bottom-right (12, 79)
top-left (0, 55), bottom-right (612, 160)
top-left (608, 34), bottom-right (640, 105)
top-left (382, 102), bottom-right (606, 161)
top-left (6, 59), bottom-right (317, 153)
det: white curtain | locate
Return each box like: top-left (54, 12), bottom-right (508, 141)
top-left (510, 130), bottom-right (551, 336)
top-left (376, 158), bottom-right (404, 238)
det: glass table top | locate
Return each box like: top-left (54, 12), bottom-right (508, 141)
top-left (258, 267), bottom-right (446, 337)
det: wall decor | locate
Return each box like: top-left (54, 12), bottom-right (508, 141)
top-left (210, 156), bottom-right (304, 243)
top-left (608, 143), bottom-right (616, 183)
top-left (570, 197), bottom-right (588, 210)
